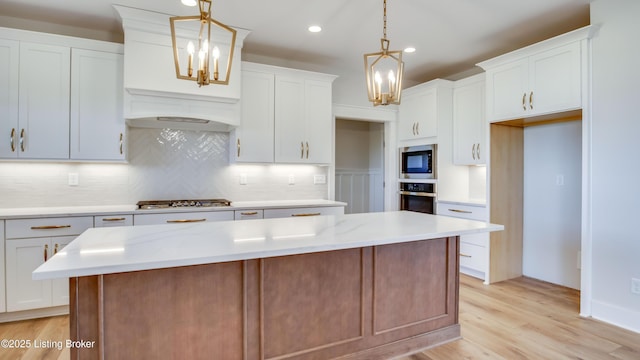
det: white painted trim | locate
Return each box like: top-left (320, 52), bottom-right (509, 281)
top-left (580, 37), bottom-right (593, 317)
top-left (333, 103), bottom-right (396, 122)
top-left (591, 300), bottom-right (640, 334)
top-left (0, 306), bottom-right (68, 323)
top-left (0, 26), bottom-right (123, 53)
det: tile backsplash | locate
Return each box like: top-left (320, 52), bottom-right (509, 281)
top-left (0, 128), bottom-right (328, 208)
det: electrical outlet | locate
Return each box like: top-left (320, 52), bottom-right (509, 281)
top-left (239, 173), bottom-right (247, 185)
top-left (632, 278), bottom-right (640, 295)
top-left (288, 174), bottom-right (295, 185)
top-left (68, 173), bottom-right (79, 186)
top-left (314, 174), bottom-right (326, 184)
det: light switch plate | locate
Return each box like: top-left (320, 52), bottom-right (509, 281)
top-left (68, 173), bottom-right (79, 186)
top-left (239, 173), bottom-right (247, 185)
top-left (288, 174), bottom-right (295, 185)
top-left (314, 175), bottom-right (326, 184)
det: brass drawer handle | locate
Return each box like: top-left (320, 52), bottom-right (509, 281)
top-left (460, 253), bottom-right (472, 258)
top-left (166, 219), bottom-right (206, 223)
top-left (300, 141), bottom-right (304, 159)
top-left (10, 128), bottom-right (16, 152)
top-left (291, 213), bottom-right (321, 217)
top-left (448, 209), bottom-right (472, 214)
top-left (20, 128), bottom-right (25, 152)
top-left (31, 225), bottom-right (72, 230)
top-left (44, 244), bottom-right (48, 261)
top-left (522, 93), bottom-right (527, 110)
top-left (119, 133), bottom-right (124, 155)
top-left (305, 141), bottom-right (309, 159)
top-left (54, 243), bottom-right (59, 255)
top-left (237, 138), bottom-right (241, 157)
top-left (472, 143), bottom-right (476, 160)
top-left (529, 91), bottom-right (534, 109)
top-left (241, 212), bottom-right (258, 216)
top-left (476, 143), bottom-right (480, 159)
top-left (102, 217), bottom-right (126, 222)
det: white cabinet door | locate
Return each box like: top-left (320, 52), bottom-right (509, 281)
top-left (304, 79), bottom-right (332, 164)
top-left (454, 75), bottom-right (485, 165)
top-left (528, 42), bottom-right (582, 116)
top-left (485, 58), bottom-right (529, 122)
top-left (274, 76), bottom-right (306, 163)
top-left (70, 49), bottom-right (125, 160)
top-left (6, 238), bottom-right (52, 312)
top-left (51, 236), bottom-right (74, 306)
top-left (18, 42), bottom-right (70, 159)
top-left (233, 70), bottom-right (275, 163)
top-left (0, 221), bottom-right (5, 312)
top-left (133, 211), bottom-right (234, 226)
top-left (398, 86), bottom-right (438, 141)
top-left (0, 39), bottom-right (19, 159)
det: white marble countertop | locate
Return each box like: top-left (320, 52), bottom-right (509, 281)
top-left (33, 211), bottom-right (503, 280)
top-left (0, 200), bottom-right (347, 220)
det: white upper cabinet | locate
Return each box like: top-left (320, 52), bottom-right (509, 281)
top-left (398, 80), bottom-right (451, 142)
top-left (479, 27), bottom-right (593, 123)
top-left (70, 49), bottom-right (125, 161)
top-left (236, 62), bottom-right (336, 165)
top-left (232, 70), bottom-right (275, 163)
top-left (274, 76), bottom-right (333, 164)
top-left (453, 74), bottom-right (485, 165)
top-left (0, 39), bottom-right (19, 159)
top-left (18, 42), bottom-right (71, 159)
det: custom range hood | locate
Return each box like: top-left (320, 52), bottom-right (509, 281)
top-left (114, 5), bottom-right (250, 131)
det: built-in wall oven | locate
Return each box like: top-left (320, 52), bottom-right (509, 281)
top-left (400, 144), bottom-right (436, 179)
top-left (399, 182), bottom-right (436, 214)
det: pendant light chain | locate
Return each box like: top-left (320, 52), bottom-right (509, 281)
top-left (382, 0), bottom-right (387, 40)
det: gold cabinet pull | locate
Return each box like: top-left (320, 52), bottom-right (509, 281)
top-left (460, 253), bottom-right (472, 258)
top-left (44, 244), bottom-right (49, 262)
top-left (241, 211), bottom-right (258, 216)
top-left (529, 91), bottom-right (534, 109)
top-left (237, 138), bottom-right (241, 157)
top-left (305, 141), bottom-right (309, 159)
top-left (300, 141), bottom-right (304, 159)
top-left (119, 133), bottom-right (124, 155)
top-left (291, 213), bottom-right (321, 217)
top-left (472, 143), bottom-right (476, 160)
top-left (102, 217), bottom-right (126, 222)
top-left (10, 128), bottom-right (16, 152)
top-left (31, 225), bottom-right (71, 230)
top-left (522, 93), bottom-right (527, 110)
top-left (448, 209), bottom-right (472, 214)
top-left (412, 122), bottom-right (416, 135)
top-left (54, 243), bottom-right (59, 255)
top-left (166, 218), bottom-right (206, 223)
top-left (476, 143), bottom-right (480, 160)
top-left (20, 128), bottom-right (25, 152)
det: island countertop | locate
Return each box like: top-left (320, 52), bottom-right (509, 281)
top-left (33, 211), bottom-right (503, 280)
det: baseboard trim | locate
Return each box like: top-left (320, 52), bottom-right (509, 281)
top-left (0, 306), bottom-right (69, 323)
top-left (591, 300), bottom-right (640, 334)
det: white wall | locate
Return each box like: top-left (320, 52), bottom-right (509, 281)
top-left (523, 121), bottom-right (582, 290)
top-left (0, 128), bottom-right (328, 208)
top-left (590, 0), bottom-right (640, 332)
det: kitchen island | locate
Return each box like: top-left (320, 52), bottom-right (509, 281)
top-left (34, 211), bottom-right (502, 360)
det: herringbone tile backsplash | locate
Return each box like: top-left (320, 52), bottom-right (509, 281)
top-left (0, 128), bottom-right (328, 208)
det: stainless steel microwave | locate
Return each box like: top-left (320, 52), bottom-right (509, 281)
top-left (400, 145), bottom-right (436, 179)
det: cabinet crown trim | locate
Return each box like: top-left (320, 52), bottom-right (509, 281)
top-left (476, 25), bottom-right (597, 70)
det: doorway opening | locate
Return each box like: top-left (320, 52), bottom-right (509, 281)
top-left (335, 119), bottom-right (385, 214)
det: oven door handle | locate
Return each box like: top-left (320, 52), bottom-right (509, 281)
top-left (398, 191), bottom-right (436, 197)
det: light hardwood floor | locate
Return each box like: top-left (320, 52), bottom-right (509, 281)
top-left (0, 275), bottom-right (638, 360)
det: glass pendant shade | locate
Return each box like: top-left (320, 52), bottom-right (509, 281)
top-left (170, 0), bottom-right (237, 87)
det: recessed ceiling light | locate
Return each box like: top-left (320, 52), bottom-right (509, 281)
top-left (404, 47), bottom-right (416, 53)
top-left (308, 25), bottom-right (322, 33)
top-left (181, 0), bottom-right (197, 6)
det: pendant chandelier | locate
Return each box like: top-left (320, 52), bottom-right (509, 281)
top-left (170, 0), bottom-right (237, 87)
top-left (363, 0), bottom-right (404, 106)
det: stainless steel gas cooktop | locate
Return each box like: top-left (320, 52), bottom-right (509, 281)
top-left (136, 199), bottom-right (232, 210)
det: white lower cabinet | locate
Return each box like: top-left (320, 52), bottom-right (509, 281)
top-left (5, 217), bottom-right (92, 312)
top-left (133, 211), bottom-right (234, 226)
top-left (437, 202), bottom-right (489, 282)
top-left (263, 206), bottom-right (344, 219)
top-left (0, 221), bottom-right (5, 313)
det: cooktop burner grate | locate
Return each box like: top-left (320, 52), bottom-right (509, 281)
top-left (136, 199), bottom-right (231, 210)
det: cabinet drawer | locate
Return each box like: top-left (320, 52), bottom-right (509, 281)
top-left (461, 232), bottom-right (488, 248)
top-left (234, 210), bottom-right (264, 221)
top-left (94, 215), bottom-right (133, 227)
top-left (6, 217), bottom-right (93, 239)
top-left (437, 203), bottom-right (487, 221)
top-left (263, 206), bottom-right (344, 219)
top-left (134, 211), bottom-right (234, 226)
top-left (459, 242), bottom-right (487, 272)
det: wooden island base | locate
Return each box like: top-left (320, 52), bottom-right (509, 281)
top-left (70, 236), bottom-right (460, 360)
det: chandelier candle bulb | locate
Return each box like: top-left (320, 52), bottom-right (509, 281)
top-left (213, 46), bottom-right (220, 80)
top-left (187, 41), bottom-right (195, 77)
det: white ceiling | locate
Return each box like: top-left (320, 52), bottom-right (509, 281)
top-left (0, 0), bottom-right (591, 86)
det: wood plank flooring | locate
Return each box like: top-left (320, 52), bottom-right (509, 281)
top-left (0, 275), bottom-right (638, 359)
